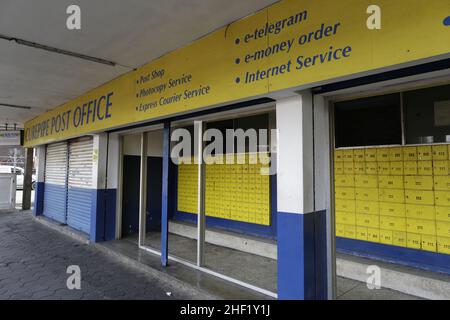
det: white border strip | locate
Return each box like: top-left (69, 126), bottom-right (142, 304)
top-left (138, 244), bottom-right (278, 299)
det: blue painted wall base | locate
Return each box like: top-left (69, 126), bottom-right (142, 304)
top-left (33, 182), bottom-right (45, 216)
top-left (91, 189), bottom-right (117, 242)
top-left (277, 210), bottom-right (327, 300)
top-left (337, 237), bottom-right (450, 275)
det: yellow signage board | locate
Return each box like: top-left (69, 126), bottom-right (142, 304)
top-left (24, 0), bottom-right (450, 147)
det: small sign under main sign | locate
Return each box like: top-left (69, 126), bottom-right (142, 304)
top-left (0, 131), bottom-right (21, 146)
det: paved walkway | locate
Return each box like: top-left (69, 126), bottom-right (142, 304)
top-left (0, 210), bottom-right (195, 300)
top-left (0, 210), bottom-right (421, 300)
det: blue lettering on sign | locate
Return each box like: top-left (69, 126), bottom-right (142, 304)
top-left (26, 92), bottom-right (114, 141)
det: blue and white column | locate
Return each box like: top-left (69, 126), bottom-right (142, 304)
top-left (276, 92), bottom-right (330, 300)
top-left (90, 133), bottom-right (118, 242)
top-left (33, 145), bottom-right (46, 216)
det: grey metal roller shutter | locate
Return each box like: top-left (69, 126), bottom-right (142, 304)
top-left (67, 137), bottom-right (94, 234)
top-left (43, 142), bottom-right (68, 223)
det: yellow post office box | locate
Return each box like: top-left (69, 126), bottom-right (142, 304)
top-left (417, 145), bottom-right (432, 161)
top-left (355, 188), bottom-right (379, 202)
top-left (406, 218), bottom-right (436, 235)
top-left (343, 162), bottom-right (355, 174)
top-left (376, 148), bottom-right (390, 162)
top-left (353, 149), bottom-right (365, 162)
top-left (405, 190), bottom-right (435, 205)
top-left (380, 216), bottom-right (406, 232)
top-left (378, 175), bottom-right (404, 189)
top-left (432, 145), bottom-right (449, 160)
top-left (403, 147), bottom-right (417, 161)
top-left (356, 226), bottom-right (368, 241)
top-left (355, 175), bottom-right (378, 188)
top-left (437, 237), bottom-right (450, 254)
top-left (435, 206), bottom-right (450, 222)
top-left (403, 161), bottom-right (418, 175)
top-left (405, 204), bottom-right (435, 220)
top-left (335, 175), bottom-right (355, 187)
top-left (379, 188), bottom-right (405, 203)
top-left (353, 162), bottom-right (366, 174)
top-left (364, 148), bottom-right (377, 162)
top-left (421, 235), bottom-right (437, 252)
top-left (417, 161), bottom-right (433, 176)
top-left (356, 214), bottom-right (379, 228)
top-left (356, 200), bottom-right (379, 215)
top-left (344, 224), bottom-right (356, 239)
top-left (404, 176), bottom-right (433, 191)
top-left (335, 187), bottom-right (356, 200)
top-left (390, 161), bottom-right (404, 175)
top-left (407, 233), bottom-right (422, 250)
top-left (335, 199), bottom-right (356, 213)
top-left (367, 228), bottom-right (380, 243)
top-left (379, 202), bottom-right (406, 217)
top-left (434, 176), bottom-right (450, 191)
top-left (377, 162), bottom-right (391, 175)
top-left (435, 191), bottom-right (450, 207)
top-left (392, 231), bottom-right (407, 247)
top-left (433, 160), bottom-right (449, 176)
top-left (336, 223), bottom-right (345, 237)
top-left (389, 147), bottom-right (404, 161)
top-left (436, 221), bottom-right (450, 237)
top-left (336, 212), bottom-right (356, 225)
top-left (343, 149), bottom-right (354, 162)
top-left (379, 229), bottom-right (393, 245)
top-left (334, 161), bottom-right (344, 174)
top-left (365, 162), bottom-right (378, 175)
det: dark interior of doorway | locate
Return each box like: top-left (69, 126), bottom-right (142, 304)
top-left (121, 155), bottom-right (162, 237)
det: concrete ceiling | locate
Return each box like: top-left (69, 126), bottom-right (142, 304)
top-left (0, 0), bottom-right (277, 127)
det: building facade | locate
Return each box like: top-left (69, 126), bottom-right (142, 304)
top-left (25, 0), bottom-right (450, 299)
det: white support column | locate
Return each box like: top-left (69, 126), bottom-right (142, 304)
top-left (33, 145), bottom-right (46, 216)
top-left (195, 121), bottom-right (206, 267)
top-left (277, 93), bottom-right (314, 215)
top-left (138, 132), bottom-right (148, 247)
top-left (93, 134), bottom-right (108, 189)
top-left (313, 94), bottom-right (335, 300)
top-left (91, 133), bottom-right (109, 242)
top-left (276, 91), bottom-right (329, 300)
top-left (107, 132), bottom-right (122, 240)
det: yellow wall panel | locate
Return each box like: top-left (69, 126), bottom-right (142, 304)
top-left (406, 218), bottom-right (436, 235)
top-left (389, 147), bottom-right (404, 161)
top-left (380, 216), bottom-right (406, 232)
top-left (417, 161), bottom-right (433, 176)
top-left (378, 175), bottom-right (404, 189)
top-left (407, 233), bottom-right (422, 250)
top-left (437, 237), bottom-right (450, 254)
top-left (433, 160), bottom-right (449, 176)
top-left (405, 190), bottom-right (435, 206)
top-left (417, 146), bottom-right (433, 161)
top-left (379, 202), bottom-right (405, 217)
top-left (334, 144), bottom-right (450, 255)
top-left (421, 235), bottom-right (437, 252)
top-left (434, 176), bottom-right (450, 191)
top-left (404, 176), bottom-right (433, 191)
top-left (177, 153), bottom-right (270, 226)
top-left (435, 206), bottom-right (450, 223)
top-left (403, 147), bottom-right (417, 161)
top-left (355, 188), bottom-right (379, 202)
top-left (367, 228), bottom-right (380, 243)
top-left (403, 161), bottom-right (418, 175)
top-left (392, 231), bottom-right (407, 247)
top-left (435, 191), bottom-right (450, 207)
top-left (379, 229), bottom-right (393, 245)
top-left (405, 204), bottom-right (435, 220)
top-left (432, 145), bottom-right (449, 161)
top-left (364, 149), bottom-right (377, 162)
top-left (356, 200), bottom-right (379, 215)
